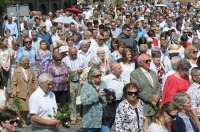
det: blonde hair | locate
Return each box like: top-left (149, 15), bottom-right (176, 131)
top-left (185, 45), bottom-right (197, 59)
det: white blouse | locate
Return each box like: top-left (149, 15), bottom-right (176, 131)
top-left (120, 62), bottom-right (135, 84)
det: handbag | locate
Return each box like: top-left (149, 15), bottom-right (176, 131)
top-left (102, 104), bottom-right (115, 122)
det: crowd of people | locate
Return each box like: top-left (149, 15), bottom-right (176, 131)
top-left (1, 0), bottom-right (200, 132)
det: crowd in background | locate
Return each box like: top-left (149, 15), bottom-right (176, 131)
top-left (1, 0), bottom-right (200, 132)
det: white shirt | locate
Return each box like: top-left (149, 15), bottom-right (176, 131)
top-left (111, 28), bottom-right (121, 38)
top-left (29, 87), bottom-right (58, 120)
top-left (44, 20), bottom-right (52, 32)
top-left (120, 62), bottom-right (135, 85)
top-left (147, 123), bottom-right (168, 132)
top-left (78, 50), bottom-right (95, 67)
top-left (51, 33), bottom-right (60, 46)
top-left (140, 67), bottom-right (153, 86)
top-left (0, 87), bottom-right (6, 107)
top-left (102, 74), bottom-right (125, 100)
top-left (22, 67), bottom-right (28, 81)
top-left (32, 37), bottom-right (42, 51)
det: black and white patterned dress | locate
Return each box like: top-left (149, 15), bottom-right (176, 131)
top-left (115, 99), bottom-right (144, 132)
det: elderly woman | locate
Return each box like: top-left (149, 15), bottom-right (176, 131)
top-left (80, 68), bottom-right (107, 132)
top-left (37, 40), bottom-right (52, 74)
top-left (11, 56), bottom-right (38, 127)
top-left (0, 109), bottom-right (19, 132)
top-left (97, 48), bottom-right (109, 75)
top-left (161, 59), bottom-right (191, 105)
top-left (80, 56), bottom-right (103, 85)
top-left (47, 52), bottom-right (68, 107)
top-left (185, 45), bottom-right (198, 69)
top-left (172, 93), bottom-right (198, 132)
top-left (147, 102), bottom-right (179, 132)
top-left (115, 83), bottom-right (144, 131)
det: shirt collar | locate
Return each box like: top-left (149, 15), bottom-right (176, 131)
top-left (140, 67), bottom-right (149, 73)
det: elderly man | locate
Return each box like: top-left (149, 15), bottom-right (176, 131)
top-left (25, 20), bottom-right (36, 37)
top-left (130, 54), bottom-right (162, 125)
top-left (102, 62), bottom-right (125, 131)
top-left (62, 47), bottom-right (86, 125)
top-left (38, 23), bottom-right (53, 50)
top-left (117, 24), bottom-right (138, 55)
top-left (187, 67), bottom-right (200, 130)
top-left (29, 73), bottom-right (60, 132)
top-left (31, 30), bottom-right (42, 51)
top-left (16, 36), bottom-right (40, 76)
top-left (78, 40), bottom-right (95, 67)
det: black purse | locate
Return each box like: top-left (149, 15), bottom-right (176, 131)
top-left (102, 102), bottom-right (115, 122)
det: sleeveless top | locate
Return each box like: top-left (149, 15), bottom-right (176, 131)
top-left (0, 87), bottom-right (6, 106)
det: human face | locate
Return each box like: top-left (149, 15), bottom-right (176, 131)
top-left (12, 43), bottom-right (19, 50)
top-left (113, 63), bottom-right (122, 77)
top-left (181, 97), bottom-right (192, 112)
top-left (92, 72), bottom-right (102, 84)
top-left (191, 48), bottom-right (198, 59)
top-left (3, 38), bottom-right (8, 46)
top-left (67, 39), bottom-right (74, 47)
top-left (41, 80), bottom-right (53, 94)
top-left (139, 55), bottom-right (151, 70)
top-left (69, 49), bottom-right (77, 60)
top-left (21, 59), bottom-right (29, 69)
top-left (123, 28), bottom-right (130, 36)
top-left (82, 43), bottom-right (89, 51)
top-left (40, 42), bottom-right (47, 50)
top-left (97, 36), bottom-right (104, 45)
top-left (153, 56), bottom-right (161, 65)
top-left (118, 46), bottom-right (125, 54)
top-left (126, 87), bottom-right (138, 102)
top-left (112, 43), bottom-right (118, 50)
top-left (5, 31), bottom-right (11, 37)
top-left (164, 110), bottom-right (178, 123)
top-left (97, 50), bottom-right (105, 60)
top-left (179, 68), bottom-right (189, 78)
top-left (2, 118), bottom-right (18, 132)
top-left (41, 25), bottom-right (46, 31)
top-left (31, 32), bottom-right (38, 41)
top-left (24, 38), bottom-right (32, 49)
top-left (70, 25), bottom-right (76, 32)
top-left (126, 51), bottom-right (132, 61)
top-left (54, 55), bottom-right (62, 65)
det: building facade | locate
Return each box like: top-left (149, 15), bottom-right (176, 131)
top-left (11, 0), bottom-right (77, 14)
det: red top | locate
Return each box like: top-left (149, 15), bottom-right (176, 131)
top-left (152, 38), bottom-right (158, 46)
top-left (161, 74), bottom-right (190, 105)
top-left (178, 42), bottom-right (191, 49)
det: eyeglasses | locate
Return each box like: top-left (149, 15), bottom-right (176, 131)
top-left (143, 59), bottom-right (151, 63)
top-left (25, 41), bottom-right (32, 44)
top-left (183, 32), bottom-right (188, 34)
top-left (193, 50), bottom-right (198, 54)
top-left (55, 59), bottom-right (62, 62)
top-left (93, 74), bottom-right (102, 78)
top-left (166, 112), bottom-right (177, 119)
top-left (127, 91), bottom-right (138, 96)
top-left (5, 119), bottom-right (19, 124)
top-left (42, 26), bottom-right (46, 28)
top-left (126, 30), bottom-right (130, 32)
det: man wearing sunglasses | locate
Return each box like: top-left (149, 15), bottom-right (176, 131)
top-left (130, 54), bottom-right (162, 125)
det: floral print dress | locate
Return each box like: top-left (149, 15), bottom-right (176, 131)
top-left (37, 50), bottom-right (52, 73)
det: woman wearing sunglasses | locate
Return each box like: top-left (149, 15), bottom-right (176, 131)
top-left (161, 59), bottom-right (191, 105)
top-left (0, 109), bottom-right (18, 132)
top-left (80, 68), bottom-right (107, 132)
top-left (172, 93), bottom-right (198, 132)
top-left (147, 102), bottom-right (179, 132)
top-left (115, 83), bottom-right (144, 132)
top-left (185, 45), bottom-right (198, 70)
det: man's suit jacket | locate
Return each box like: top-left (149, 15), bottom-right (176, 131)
top-left (130, 67), bottom-right (162, 116)
top-left (11, 66), bottom-right (38, 99)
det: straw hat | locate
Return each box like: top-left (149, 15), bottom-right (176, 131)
top-left (59, 46), bottom-right (69, 53)
top-left (168, 44), bottom-right (180, 54)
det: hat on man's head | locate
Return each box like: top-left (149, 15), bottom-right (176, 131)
top-left (168, 44), bottom-right (180, 54)
top-left (171, 32), bottom-right (180, 43)
top-left (59, 46), bottom-right (69, 53)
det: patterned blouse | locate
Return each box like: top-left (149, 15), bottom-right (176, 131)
top-left (37, 50), bottom-right (52, 73)
top-left (115, 99), bottom-right (144, 132)
top-left (47, 62), bottom-right (68, 91)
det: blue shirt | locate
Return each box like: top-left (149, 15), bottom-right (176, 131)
top-left (38, 31), bottom-right (53, 50)
top-left (16, 46), bottom-right (39, 74)
top-left (5, 22), bottom-right (18, 37)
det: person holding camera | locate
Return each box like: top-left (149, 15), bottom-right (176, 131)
top-left (80, 68), bottom-right (107, 132)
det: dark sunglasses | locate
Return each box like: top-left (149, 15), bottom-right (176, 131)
top-left (5, 119), bottom-right (19, 124)
top-left (43, 26), bottom-right (46, 28)
top-left (127, 91), bottom-right (138, 96)
top-left (25, 41), bottom-right (32, 44)
top-left (193, 51), bottom-right (198, 54)
top-left (93, 74), bottom-right (102, 78)
top-left (183, 32), bottom-right (188, 33)
top-left (143, 59), bottom-right (151, 63)
top-left (167, 112), bottom-right (177, 119)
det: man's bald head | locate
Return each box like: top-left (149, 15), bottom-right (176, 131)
top-left (69, 47), bottom-right (77, 60)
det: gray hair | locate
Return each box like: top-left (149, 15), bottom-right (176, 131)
top-left (87, 68), bottom-right (101, 84)
top-left (90, 56), bottom-right (102, 67)
top-left (96, 47), bottom-right (105, 55)
top-left (19, 56), bottom-right (30, 65)
top-left (177, 59), bottom-right (191, 70)
top-left (38, 73), bottom-right (53, 83)
top-left (174, 92), bottom-right (190, 106)
top-left (171, 56), bottom-right (181, 68)
top-left (139, 44), bottom-right (148, 52)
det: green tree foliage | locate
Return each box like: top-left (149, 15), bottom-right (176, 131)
top-left (0, 0), bottom-right (8, 17)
